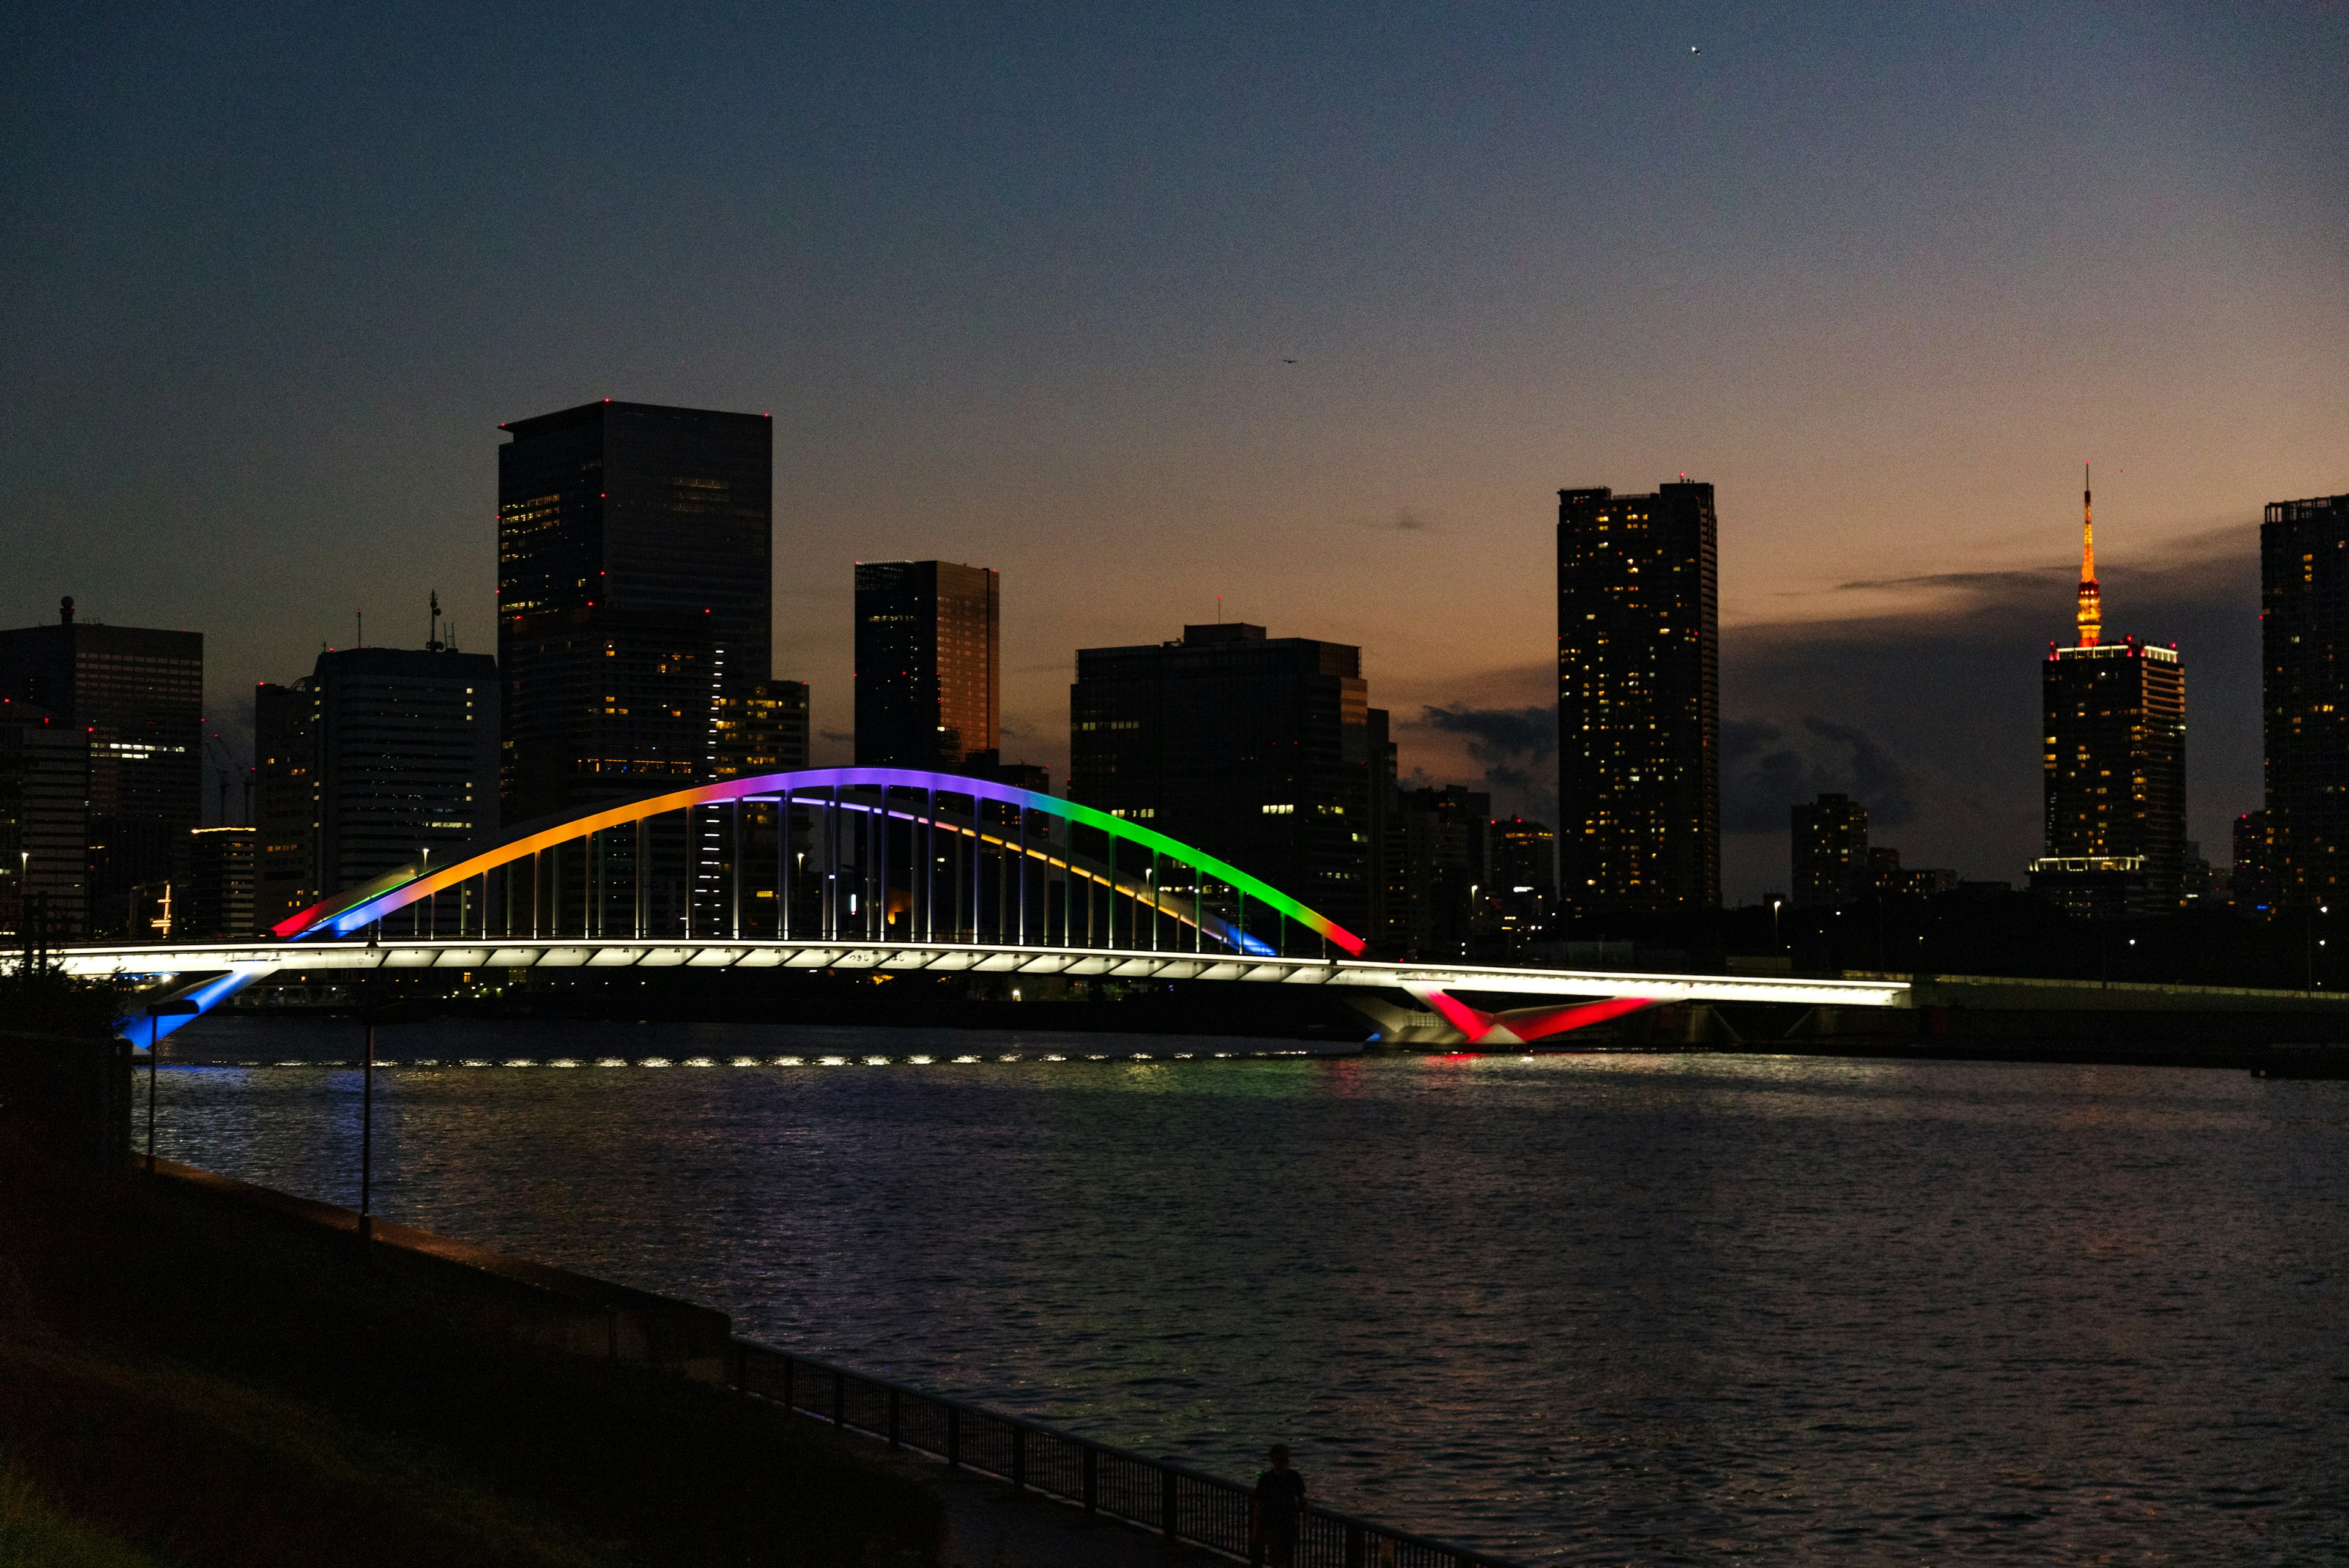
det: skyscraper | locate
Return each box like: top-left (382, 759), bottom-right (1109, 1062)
top-left (0, 697), bottom-right (89, 939)
top-left (253, 679), bottom-right (316, 933)
top-left (498, 400), bottom-right (773, 822)
top-left (184, 825), bottom-right (256, 938)
top-left (311, 645), bottom-right (500, 907)
top-left (2233, 809), bottom-right (2274, 914)
top-left (1071, 623), bottom-right (1380, 938)
top-left (1791, 793), bottom-right (1868, 907)
top-left (1383, 784), bottom-right (1492, 960)
top-left (854, 561), bottom-right (999, 771)
top-left (2038, 469), bottom-right (2185, 911)
top-left (2261, 490), bottom-right (2349, 909)
top-left (0, 596), bottom-right (202, 935)
top-left (1556, 483), bottom-right (1720, 916)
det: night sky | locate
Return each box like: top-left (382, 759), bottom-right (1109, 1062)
top-left (7, 5), bottom-right (2344, 902)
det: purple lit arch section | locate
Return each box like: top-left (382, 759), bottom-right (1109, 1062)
top-left (274, 766), bottom-right (1367, 957)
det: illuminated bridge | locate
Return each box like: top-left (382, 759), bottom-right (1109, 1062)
top-left (39, 767), bottom-right (1909, 1047)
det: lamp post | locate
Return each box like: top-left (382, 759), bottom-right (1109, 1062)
top-left (356, 1001), bottom-right (402, 1240)
top-left (141, 997), bottom-right (201, 1173)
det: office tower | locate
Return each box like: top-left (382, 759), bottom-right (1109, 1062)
top-left (1071, 623), bottom-right (1378, 937)
top-left (1901, 866), bottom-right (1959, 901)
top-left (1791, 793), bottom-right (1868, 907)
top-left (2038, 469), bottom-right (2185, 913)
top-left (185, 825), bottom-right (256, 938)
top-left (2261, 491), bottom-right (2349, 908)
top-left (0, 697), bottom-right (90, 939)
top-left (1383, 785), bottom-right (1491, 960)
top-left (714, 680), bottom-right (810, 781)
top-left (1364, 707), bottom-right (1397, 942)
top-left (0, 596), bottom-right (202, 935)
top-left (253, 680), bottom-right (316, 932)
top-left (312, 645), bottom-right (499, 907)
top-left (2233, 809), bottom-right (2273, 914)
top-left (498, 400), bottom-right (773, 822)
top-left (1486, 814), bottom-right (1557, 958)
top-left (1557, 483), bottom-right (1720, 916)
top-left (854, 562), bottom-right (1000, 771)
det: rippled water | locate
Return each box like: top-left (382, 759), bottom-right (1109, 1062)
top-left (149, 1017), bottom-right (2349, 1562)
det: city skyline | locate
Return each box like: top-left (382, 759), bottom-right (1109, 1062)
top-left (6, 7), bottom-right (2343, 901)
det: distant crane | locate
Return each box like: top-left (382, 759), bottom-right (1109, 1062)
top-left (204, 730), bottom-right (252, 827)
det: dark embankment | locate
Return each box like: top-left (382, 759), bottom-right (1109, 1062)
top-left (0, 989), bottom-right (941, 1568)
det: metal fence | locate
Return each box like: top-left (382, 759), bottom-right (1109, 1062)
top-left (732, 1342), bottom-right (1515, 1568)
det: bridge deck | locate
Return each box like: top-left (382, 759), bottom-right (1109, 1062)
top-left (43, 938), bottom-right (1911, 1011)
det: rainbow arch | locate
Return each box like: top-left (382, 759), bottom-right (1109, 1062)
top-left (275, 766), bottom-right (1367, 957)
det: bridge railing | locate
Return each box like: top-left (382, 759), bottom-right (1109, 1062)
top-left (732, 1341), bottom-right (1515, 1568)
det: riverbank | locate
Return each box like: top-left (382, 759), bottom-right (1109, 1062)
top-left (0, 1146), bottom-right (941, 1567)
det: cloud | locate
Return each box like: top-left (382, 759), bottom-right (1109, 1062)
top-left (1411, 704), bottom-right (1559, 823)
top-left (1721, 715), bottom-right (1918, 836)
top-left (1419, 704), bottom-right (1556, 762)
top-left (1828, 568), bottom-right (2061, 595)
top-left (1357, 508), bottom-right (1437, 533)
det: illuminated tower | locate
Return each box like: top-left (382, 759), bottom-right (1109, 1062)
top-left (2038, 481), bottom-right (2186, 912)
top-left (2076, 464), bottom-right (2101, 647)
top-left (1556, 483), bottom-right (1720, 917)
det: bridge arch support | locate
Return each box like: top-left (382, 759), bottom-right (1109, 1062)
top-left (277, 767), bottom-right (1367, 961)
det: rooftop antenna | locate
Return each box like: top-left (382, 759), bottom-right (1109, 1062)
top-left (428, 589), bottom-right (442, 652)
top-left (355, 609), bottom-right (363, 648)
top-left (2075, 463), bottom-right (2101, 648)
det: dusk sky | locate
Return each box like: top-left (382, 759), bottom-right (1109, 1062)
top-left (7, 4), bottom-right (2345, 901)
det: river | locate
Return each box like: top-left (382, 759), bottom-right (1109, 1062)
top-left (147, 1017), bottom-right (2349, 1563)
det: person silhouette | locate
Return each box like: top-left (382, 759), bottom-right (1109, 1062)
top-left (1252, 1443), bottom-right (1306, 1568)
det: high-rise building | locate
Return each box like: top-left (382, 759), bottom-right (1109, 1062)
top-left (312, 645), bottom-right (500, 905)
top-left (1557, 483), bottom-right (1720, 916)
top-left (1791, 793), bottom-right (1868, 907)
top-left (1364, 707), bottom-right (1398, 943)
top-left (2233, 809), bottom-right (2273, 914)
top-left (2261, 491), bottom-right (2349, 909)
top-left (0, 596), bottom-right (202, 935)
top-left (498, 400), bottom-right (773, 822)
top-left (1483, 814), bottom-right (1557, 959)
top-left (1383, 784), bottom-right (1491, 961)
top-left (854, 561), bottom-right (1000, 771)
top-left (2038, 468), bottom-right (2185, 911)
top-left (1071, 623), bottom-right (1378, 938)
top-left (253, 679), bottom-right (316, 932)
top-left (714, 680), bottom-right (811, 781)
top-left (184, 825), bottom-right (256, 938)
top-left (0, 697), bottom-right (89, 939)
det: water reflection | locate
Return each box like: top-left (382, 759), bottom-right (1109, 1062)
top-left (150, 1017), bottom-right (2349, 1562)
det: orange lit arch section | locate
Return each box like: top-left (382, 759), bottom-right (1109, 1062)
top-left (275, 767), bottom-right (1367, 959)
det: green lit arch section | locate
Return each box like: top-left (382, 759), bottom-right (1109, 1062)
top-left (275, 766), bottom-right (1367, 957)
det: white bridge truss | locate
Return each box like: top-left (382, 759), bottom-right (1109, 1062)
top-left (50, 938), bottom-right (1911, 1050)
